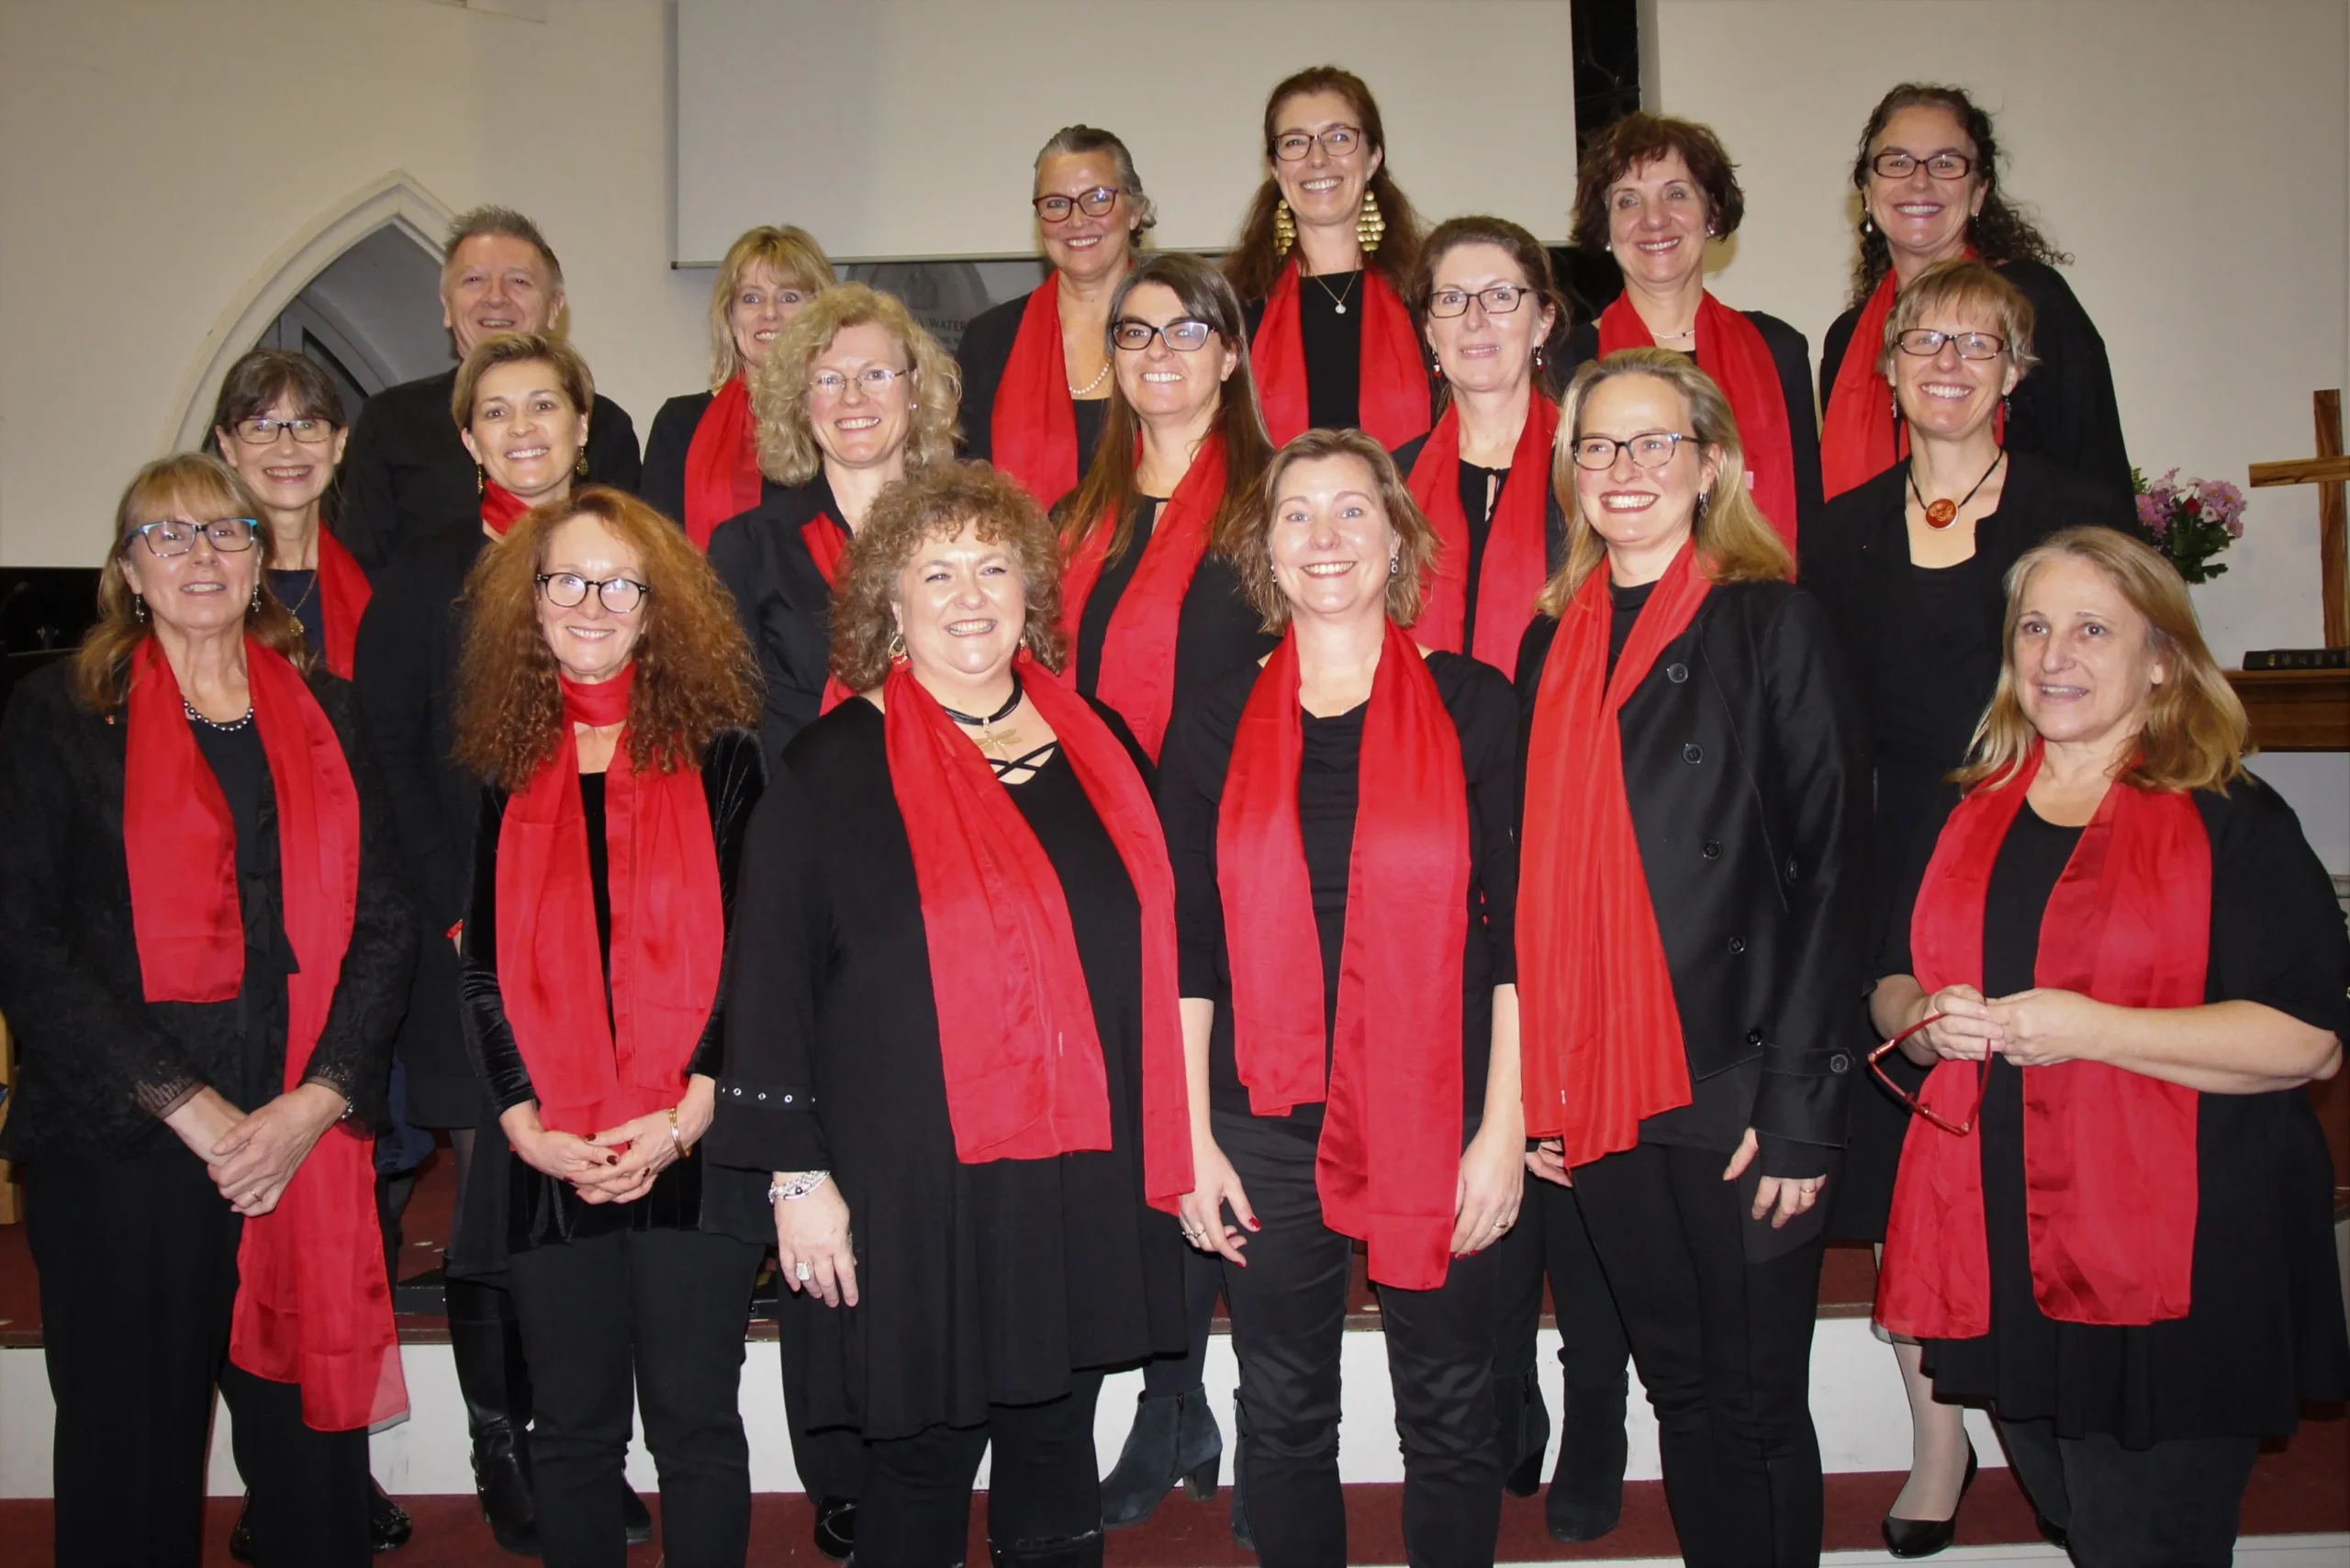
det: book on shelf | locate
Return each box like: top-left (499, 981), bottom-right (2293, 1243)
top-left (2241, 649), bottom-right (2349, 671)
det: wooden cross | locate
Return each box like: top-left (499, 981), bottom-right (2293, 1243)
top-left (2248, 389), bottom-right (2348, 648)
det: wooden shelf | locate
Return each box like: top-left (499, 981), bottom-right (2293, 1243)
top-left (2228, 667), bottom-right (2350, 752)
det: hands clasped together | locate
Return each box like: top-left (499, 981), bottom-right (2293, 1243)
top-left (1900, 982), bottom-right (2106, 1070)
top-left (500, 1073), bottom-right (718, 1206)
top-left (168, 1081), bottom-right (348, 1217)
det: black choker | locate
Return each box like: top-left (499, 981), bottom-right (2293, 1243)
top-left (940, 670), bottom-right (1023, 728)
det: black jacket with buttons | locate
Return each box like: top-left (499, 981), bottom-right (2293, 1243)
top-left (1515, 577), bottom-right (1873, 1157)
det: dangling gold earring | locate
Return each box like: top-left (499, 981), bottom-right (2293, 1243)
top-left (1273, 198), bottom-right (1296, 258)
top-left (476, 465), bottom-right (486, 497)
top-left (1357, 189), bottom-right (1386, 254)
top-left (575, 448), bottom-right (590, 477)
top-left (250, 581), bottom-right (263, 614)
top-left (887, 630), bottom-right (908, 662)
top-left (133, 594), bottom-right (148, 623)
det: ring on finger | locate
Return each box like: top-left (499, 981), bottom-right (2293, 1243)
top-left (795, 1260), bottom-right (812, 1282)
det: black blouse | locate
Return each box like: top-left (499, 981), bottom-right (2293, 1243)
top-left (1072, 497), bottom-right (1278, 725)
top-left (1157, 649), bottom-right (1520, 1125)
top-left (706, 477), bottom-right (850, 768)
top-left (956, 289), bottom-right (1112, 503)
top-left (1243, 272), bottom-right (1437, 435)
top-left (1386, 427), bottom-right (1572, 671)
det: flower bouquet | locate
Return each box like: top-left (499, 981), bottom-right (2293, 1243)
top-left (2132, 467), bottom-right (2244, 584)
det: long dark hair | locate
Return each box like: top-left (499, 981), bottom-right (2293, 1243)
top-left (1223, 65), bottom-right (1423, 302)
top-left (1848, 83), bottom-right (2066, 308)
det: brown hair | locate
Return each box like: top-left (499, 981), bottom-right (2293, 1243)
top-left (831, 463), bottom-right (1068, 692)
top-left (1571, 113), bottom-right (1745, 252)
top-left (1847, 84), bottom-right (2066, 309)
top-left (1539, 350), bottom-right (1792, 614)
top-left (1224, 65), bottom-right (1424, 303)
top-left (450, 487), bottom-right (758, 787)
top-left (1411, 215), bottom-right (1568, 407)
top-left (443, 206), bottom-right (565, 293)
top-left (706, 225), bottom-right (837, 389)
top-left (71, 454), bottom-right (309, 711)
top-left (208, 348), bottom-right (346, 436)
top-left (449, 331), bottom-right (595, 431)
top-left (1231, 428), bottom-right (1439, 630)
top-left (748, 284), bottom-right (961, 486)
top-left (1062, 253), bottom-right (1275, 566)
top-left (1879, 257), bottom-right (2040, 380)
top-left (1954, 527), bottom-right (2248, 796)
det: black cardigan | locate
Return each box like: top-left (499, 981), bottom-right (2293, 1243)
top-left (640, 389), bottom-right (716, 528)
top-left (0, 660), bottom-right (419, 1161)
top-left (706, 476), bottom-right (848, 769)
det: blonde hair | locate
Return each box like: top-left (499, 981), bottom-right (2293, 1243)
top-left (1953, 526), bottom-right (2248, 796)
top-left (1537, 350), bottom-right (1791, 615)
top-left (748, 284), bottom-right (961, 486)
top-left (1878, 257), bottom-right (2040, 381)
top-left (449, 331), bottom-right (594, 431)
top-left (706, 226), bottom-right (837, 389)
top-left (1229, 429), bottom-right (1440, 631)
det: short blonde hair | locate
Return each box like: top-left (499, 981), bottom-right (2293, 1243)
top-left (1230, 429), bottom-right (1440, 631)
top-left (1878, 258), bottom-right (2040, 381)
top-left (1538, 349), bottom-right (1791, 615)
top-left (1955, 526), bottom-right (2247, 796)
top-left (706, 225), bottom-right (837, 389)
top-left (449, 331), bottom-right (594, 431)
top-left (748, 284), bottom-right (960, 487)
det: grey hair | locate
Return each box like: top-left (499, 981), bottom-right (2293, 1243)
top-left (1034, 125), bottom-right (1158, 232)
top-left (442, 206), bottom-right (565, 293)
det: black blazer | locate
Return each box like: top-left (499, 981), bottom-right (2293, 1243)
top-left (640, 389), bottom-right (716, 528)
top-left (1515, 581), bottom-right (1871, 1151)
top-left (0, 661), bottom-right (419, 1161)
top-left (706, 477), bottom-right (847, 769)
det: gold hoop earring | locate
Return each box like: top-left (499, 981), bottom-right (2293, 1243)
top-left (1358, 189), bottom-right (1386, 254)
top-left (1273, 198), bottom-right (1296, 258)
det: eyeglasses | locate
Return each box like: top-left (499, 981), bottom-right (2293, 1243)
top-left (1570, 431), bottom-right (1694, 472)
top-left (1427, 285), bottom-right (1530, 319)
top-left (1032, 186), bottom-right (1121, 223)
top-left (1273, 125), bottom-right (1361, 162)
top-left (1871, 150), bottom-right (1975, 181)
top-left (1111, 318), bottom-right (1215, 353)
top-left (1866, 1013), bottom-right (1986, 1137)
top-left (807, 365), bottom-right (909, 399)
top-left (231, 417), bottom-right (336, 445)
top-left (1896, 328), bottom-right (2008, 361)
top-left (536, 573), bottom-right (650, 613)
top-left (130, 517), bottom-right (259, 557)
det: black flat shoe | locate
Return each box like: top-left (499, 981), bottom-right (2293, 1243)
top-left (813, 1495), bottom-right (857, 1562)
top-left (1882, 1442), bottom-right (1979, 1559)
top-left (370, 1481), bottom-right (415, 1552)
top-left (2036, 1511), bottom-right (2070, 1551)
top-left (229, 1494), bottom-right (254, 1563)
top-left (620, 1485), bottom-right (653, 1546)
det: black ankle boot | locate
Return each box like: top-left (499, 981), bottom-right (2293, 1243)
top-left (448, 1279), bottom-right (540, 1557)
top-left (1101, 1389), bottom-right (1224, 1529)
top-left (1546, 1377), bottom-right (1628, 1543)
top-left (1498, 1368), bottom-right (1552, 1497)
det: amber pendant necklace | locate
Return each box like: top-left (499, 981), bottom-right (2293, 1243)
top-left (1910, 449), bottom-right (2006, 530)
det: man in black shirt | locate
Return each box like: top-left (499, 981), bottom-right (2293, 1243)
top-left (337, 206), bottom-right (641, 569)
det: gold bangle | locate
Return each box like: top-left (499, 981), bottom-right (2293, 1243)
top-left (667, 1105), bottom-right (682, 1152)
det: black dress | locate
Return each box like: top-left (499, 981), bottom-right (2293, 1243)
top-left (1387, 431), bottom-right (1572, 663)
top-left (1243, 274), bottom-right (1438, 435)
top-left (703, 700), bottom-right (1186, 1439)
top-left (956, 290), bottom-right (1111, 501)
top-left (336, 369), bottom-right (641, 571)
top-left (1802, 454), bottom-right (2138, 1238)
top-left (1819, 259), bottom-right (2132, 500)
top-left (1882, 785), bottom-right (2350, 1446)
top-left (640, 389), bottom-right (716, 528)
top-left (705, 477), bottom-right (849, 768)
top-left (1071, 497), bottom-right (1278, 733)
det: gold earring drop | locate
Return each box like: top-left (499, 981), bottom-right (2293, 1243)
top-left (133, 595), bottom-right (148, 623)
top-left (1273, 199), bottom-right (1296, 258)
top-left (476, 465), bottom-right (486, 496)
top-left (1358, 190), bottom-right (1386, 254)
top-left (575, 448), bottom-right (589, 477)
top-left (888, 631), bottom-right (907, 661)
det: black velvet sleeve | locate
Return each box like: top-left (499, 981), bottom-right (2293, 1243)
top-left (456, 783), bottom-right (532, 1113)
top-left (684, 731), bottom-right (769, 1081)
top-left (586, 394), bottom-right (643, 495)
top-left (1750, 311), bottom-right (1825, 531)
top-left (639, 393), bottom-right (708, 527)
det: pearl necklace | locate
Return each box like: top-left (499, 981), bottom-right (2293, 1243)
top-left (1067, 360), bottom-right (1111, 398)
top-left (184, 698), bottom-right (253, 732)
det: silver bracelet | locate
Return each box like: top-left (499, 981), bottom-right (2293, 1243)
top-left (768, 1170), bottom-right (831, 1203)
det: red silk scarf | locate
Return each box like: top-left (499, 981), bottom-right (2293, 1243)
top-left (799, 515), bottom-right (856, 716)
top-left (1877, 747), bottom-right (2207, 1337)
top-left (480, 479), bottom-right (530, 537)
top-left (1058, 434), bottom-right (1229, 762)
top-left (1217, 621), bottom-right (1469, 1289)
top-left (494, 666), bottom-right (724, 1137)
top-left (1600, 292), bottom-right (1800, 550)
top-left (1406, 396), bottom-right (1560, 674)
top-left (882, 653), bottom-right (1192, 1207)
top-left (992, 275), bottom-right (1082, 507)
top-left (1254, 262), bottom-right (1431, 449)
top-left (313, 529), bottom-right (372, 680)
top-left (123, 638), bottom-right (405, 1432)
top-left (1518, 544), bottom-right (1712, 1164)
top-left (681, 374), bottom-right (764, 549)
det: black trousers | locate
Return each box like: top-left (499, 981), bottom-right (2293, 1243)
top-left (855, 1374), bottom-right (1106, 1568)
top-left (27, 1149), bottom-right (371, 1568)
top-left (506, 1225), bottom-right (765, 1568)
top-left (1138, 1245), bottom-right (1225, 1398)
top-left (776, 1283), bottom-right (867, 1499)
top-left (1572, 1140), bottom-right (1827, 1568)
top-left (1492, 1172), bottom-right (1633, 1405)
top-left (1998, 1417), bottom-right (2259, 1568)
top-left (1214, 1110), bottom-right (1503, 1568)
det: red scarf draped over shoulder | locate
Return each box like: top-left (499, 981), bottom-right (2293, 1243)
top-left (1877, 747), bottom-right (2207, 1337)
top-left (1058, 434), bottom-right (1228, 761)
top-left (798, 513), bottom-right (856, 716)
top-left (1517, 545), bottom-right (1712, 1165)
top-left (682, 374), bottom-right (764, 549)
top-left (1218, 621), bottom-right (1469, 1289)
top-left (494, 666), bottom-right (724, 1137)
top-left (1600, 293), bottom-right (1799, 549)
top-left (123, 639), bottom-right (405, 1432)
top-left (1821, 252), bottom-right (1999, 499)
top-left (1255, 261), bottom-right (1431, 449)
top-left (882, 655), bottom-right (1192, 1207)
top-left (993, 275), bottom-right (1083, 507)
top-left (313, 529), bottom-right (372, 679)
top-left (481, 480), bottom-right (530, 537)
top-left (1407, 396), bottom-right (1560, 673)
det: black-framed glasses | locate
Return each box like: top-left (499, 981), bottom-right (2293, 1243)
top-left (1871, 149), bottom-right (1975, 181)
top-left (1111, 318), bottom-right (1215, 353)
top-left (1895, 328), bottom-right (2008, 361)
top-left (1570, 431), bottom-right (1695, 472)
top-left (131, 517), bottom-right (259, 557)
top-left (1866, 1013), bottom-right (1986, 1137)
top-left (1427, 285), bottom-right (1530, 319)
top-left (536, 573), bottom-right (650, 613)
top-left (807, 365), bottom-right (909, 399)
top-left (1273, 125), bottom-right (1361, 161)
top-left (231, 416), bottom-right (336, 445)
top-left (1032, 186), bottom-right (1121, 223)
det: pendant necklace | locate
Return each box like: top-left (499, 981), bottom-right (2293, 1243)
top-left (280, 568), bottom-right (319, 640)
top-left (941, 671), bottom-right (1025, 755)
top-left (1308, 270), bottom-right (1359, 316)
top-left (1910, 449), bottom-right (2006, 530)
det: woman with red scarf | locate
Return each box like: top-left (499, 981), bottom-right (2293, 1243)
top-left (1158, 430), bottom-right (1523, 1568)
top-left (1560, 116), bottom-right (1819, 551)
top-left (957, 125), bottom-right (1153, 509)
top-left (1516, 352), bottom-right (1868, 1568)
top-left (1873, 528), bottom-right (2347, 1568)
top-left (1820, 84), bottom-right (2129, 502)
top-left (0, 453), bottom-right (416, 1566)
top-left (1225, 66), bottom-right (1432, 448)
top-left (706, 462), bottom-right (1192, 1568)
top-left (449, 487), bottom-right (769, 1568)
